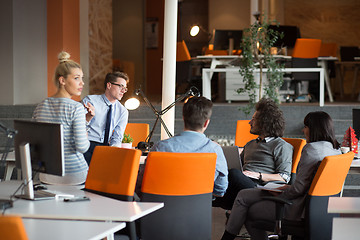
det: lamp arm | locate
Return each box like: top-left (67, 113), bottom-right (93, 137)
top-left (159, 86), bottom-right (200, 115)
top-left (135, 89), bottom-right (160, 116)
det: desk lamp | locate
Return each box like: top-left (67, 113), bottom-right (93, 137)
top-left (124, 87), bottom-right (200, 152)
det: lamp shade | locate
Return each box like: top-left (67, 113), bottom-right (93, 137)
top-left (190, 25), bottom-right (200, 37)
top-left (124, 97), bottom-right (140, 110)
top-left (176, 40), bottom-right (191, 62)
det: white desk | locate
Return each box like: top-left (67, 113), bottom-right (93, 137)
top-left (202, 67), bottom-right (325, 106)
top-left (22, 218), bottom-right (125, 240)
top-left (1, 181), bottom-right (164, 222)
top-left (328, 197), bottom-right (360, 214)
top-left (199, 55), bottom-right (335, 104)
top-left (332, 218), bottom-right (360, 240)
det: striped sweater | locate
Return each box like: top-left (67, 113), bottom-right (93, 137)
top-left (33, 97), bottom-right (89, 183)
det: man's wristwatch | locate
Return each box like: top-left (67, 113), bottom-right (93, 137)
top-left (259, 172), bottom-right (262, 182)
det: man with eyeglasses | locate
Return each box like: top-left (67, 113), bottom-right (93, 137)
top-left (82, 71), bottom-right (129, 165)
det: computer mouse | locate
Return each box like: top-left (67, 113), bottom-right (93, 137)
top-left (34, 184), bottom-right (48, 191)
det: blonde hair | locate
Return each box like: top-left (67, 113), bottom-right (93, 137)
top-left (54, 51), bottom-right (82, 87)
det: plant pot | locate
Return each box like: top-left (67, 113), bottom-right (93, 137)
top-left (121, 143), bottom-right (133, 149)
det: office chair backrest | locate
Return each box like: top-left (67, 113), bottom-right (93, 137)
top-left (283, 138), bottom-right (306, 184)
top-left (292, 38), bottom-right (322, 58)
top-left (306, 151), bottom-right (354, 240)
top-left (235, 120), bottom-right (258, 147)
top-left (319, 42), bottom-right (337, 57)
top-left (340, 46), bottom-right (360, 61)
top-left (85, 146), bottom-right (141, 201)
top-left (140, 152), bottom-right (216, 240)
top-left (0, 216), bottom-right (28, 240)
top-left (124, 123), bottom-right (150, 148)
top-left (309, 151), bottom-right (354, 196)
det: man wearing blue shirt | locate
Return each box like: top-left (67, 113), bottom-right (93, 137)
top-left (82, 71), bottom-right (129, 165)
top-left (150, 96), bottom-right (228, 197)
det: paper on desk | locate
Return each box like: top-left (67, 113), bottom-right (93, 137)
top-left (257, 182), bottom-right (286, 193)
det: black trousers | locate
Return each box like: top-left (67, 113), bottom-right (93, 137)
top-left (84, 141), bottom-right (108, 166)
top-left (213, 168), bottom-right (259, 210)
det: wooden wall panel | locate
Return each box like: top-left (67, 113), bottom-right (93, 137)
top-left (88, 0), bottom-right (113, 94)
top-left (285, 0), bottom-right (360, 50)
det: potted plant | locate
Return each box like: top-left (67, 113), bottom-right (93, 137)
top-left (121, 133), bottom-right (134, 149)
top-left (237, 13), bottom-right (284, 114)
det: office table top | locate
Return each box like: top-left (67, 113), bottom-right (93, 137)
top-left (332, 217), bottom-right (360, 240)
top-left (1, 181), bottom-right (164, 222)
top-left (22, 218), bottom-right (125, 240)
top-left (328, 197), bottom-right (360, 214)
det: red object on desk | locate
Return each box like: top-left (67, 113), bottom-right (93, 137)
top-left (342, 126), bottom-right (358, 153)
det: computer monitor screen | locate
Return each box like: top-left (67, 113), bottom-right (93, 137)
top-left (213, 30), bottom-right (243, 51)
top-left (14, 120), bottom-right (64, 176)
top-left (267, 25), bottom-right (301, 48)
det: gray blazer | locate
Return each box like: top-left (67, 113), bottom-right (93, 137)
top-left (281, 141), bottom-right (341, 220)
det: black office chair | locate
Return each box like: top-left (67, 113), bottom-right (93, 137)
top-left (284, 38), bottom-right (322, 102)
top-left (337, 46), bottom-right (360, 99)
top-left (340, 46), bottom-right (360, 61)
top-left (291, 57), bottom-right (320, 102)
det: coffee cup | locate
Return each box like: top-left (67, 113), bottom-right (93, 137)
top-left (340, 146), bottom-right (350, 154)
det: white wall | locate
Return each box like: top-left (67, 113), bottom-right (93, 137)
top-left (0, 0), bottom-right (14, 105)
top-left (13, 0), bottom-right (47, 105)
top-left (0, 0), bottom-right (47, 105)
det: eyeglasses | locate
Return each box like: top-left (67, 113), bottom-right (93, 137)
top-left (110, 82), bottom-right (128, 92)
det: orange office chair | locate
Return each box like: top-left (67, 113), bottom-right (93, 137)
top-left (288, 38), bottom-right (322, 102)
top-left (124, 123), bottom-right (150, 148)
top-left (140, 152), bottom-right (217, 240)
top-left (282, 137), bottom-right (306, 184)
top-left (319, 42), bottom-right (337, 57)
top-left (252, 151), bottom-right (355, 240)
top-left (0, 216), bottom-right (28, 240)
top-left (84, 146), bottom-right (142, 240)
top-left (235, 120), bottom-right (258, 148)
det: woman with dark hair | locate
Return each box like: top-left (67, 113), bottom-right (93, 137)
top-left (221, 111), bottom-right (341, 240)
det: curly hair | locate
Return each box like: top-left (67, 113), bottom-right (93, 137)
top-left (255, 98), bottom-right (285, 137)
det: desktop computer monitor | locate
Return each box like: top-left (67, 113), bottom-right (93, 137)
top-left (14, 120), bottom-right (65, 200)
top-left (213, 30), bottom-right (243, 52)
top-left (267, 25), bottom-right (301, 49)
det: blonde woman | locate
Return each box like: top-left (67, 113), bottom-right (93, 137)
top-left (33, 51), bottom-right (92, 185)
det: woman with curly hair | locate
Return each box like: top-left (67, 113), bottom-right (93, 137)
top-left (213, 98), bottom-right (293, 210)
